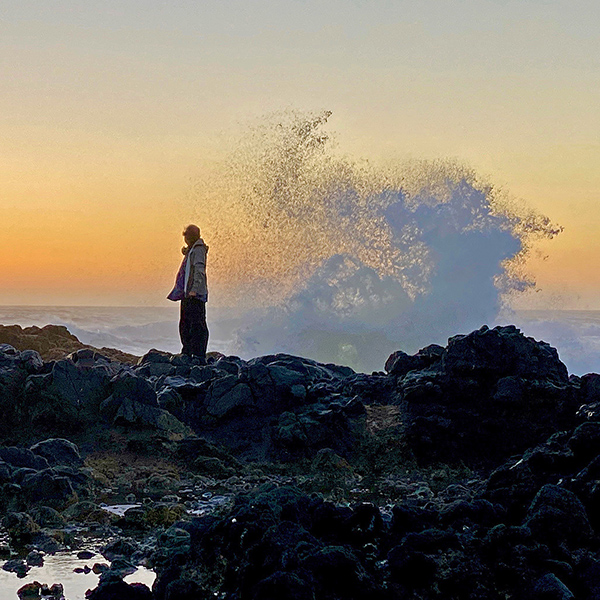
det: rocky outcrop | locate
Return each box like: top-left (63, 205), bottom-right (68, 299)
top-left (3, 322), bottom-right (600, 599)
top-left (0, 324), bottom-right (138, 364)
top-left (386, 325), bottom-right (578, 467)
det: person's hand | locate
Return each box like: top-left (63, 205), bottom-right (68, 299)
top-left (188, 292), bottom-right (197, 298)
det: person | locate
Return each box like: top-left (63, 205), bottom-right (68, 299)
top-left (167, 224), bottom-right (209, 362)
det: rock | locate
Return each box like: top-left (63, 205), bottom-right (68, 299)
top-left (40, 584), bottom-right (64, 599)
top-left (160, 579), bottom-right (206, 600)
top-left (24, 359), bottom-right (112, 430)
top-left (113, 397), bottom-right (190, 435)
top-left (157, 387), bottom-right (183, 416)
top-left (398, 326), bottom-right (579, 467)
top-left (0, 323), bottom-right (138, 364)
top-left (32, 531), bottom-right (65, 554)
top-left (25, 551), bottom-right (44, 567)
top-left (253, 572), bottom-right (315, 600)
top-left (0, 460), bottom-right (11, 483)
top-left (108, 556), bottom-right (137, 578)
top-left (17, 582), bottom-right (41, 599)
top-left (493, 375), bottom-right (525, 404)
top-left (391, 504), bottom-right (439, 537)
top-left (3, 557), bottom-right (29, 576)
top-left (63, 501), bottom-right (108, 523)
top-left (20, 469), bottom-right (77, 510)
top-left (441, 325), bottom-right (569, 384)
top-left (3, 512), bottom-right (40, 543)
top-left (568, 423), bottom-right (600, 462)
top-left (18, 350), bottom-right (44, 373)
top-left (107, 373), bottom-right (158, 409)
top-left (205, 376), bottom-right (255, 418)
top-left (101, 539), bottom-right (138, 562)
top-left (300, 545), bottom-right (371, 598)
top-left (29, 506), bottom-right (66, 528)
top-left (138, 349), bottom-right (172, 365)
top-left (533, 573), bottom-right (574, 599)
top-left (0, 447), bottom-right (49, 471)
top-left (158, 526), bottom-right (191, 557)
top-left (86, 579), bottom-right (152, 600)
top-left (193, 456), bottom-right (236, 478)
top-left (30, 438), bottom-right (83, 468)
top-left (384, 344), bottom-right (444, 377)
top-left (310, 448), bottom-right (351, 474)
top-left (579, 373), bottom-right (600, 403)
top-left (388, 544), bottom-right (438, 587)
top-left (525, 484), bottom-right (593, 547)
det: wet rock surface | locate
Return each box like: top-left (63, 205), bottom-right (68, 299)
top-left (1, 324), bottom-right (600, 598)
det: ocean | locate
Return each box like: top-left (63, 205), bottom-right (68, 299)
top-left (1, 305), bottom-right (599, 376)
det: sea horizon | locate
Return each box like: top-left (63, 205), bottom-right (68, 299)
top-left (2, 305), bottom-right (600, 376)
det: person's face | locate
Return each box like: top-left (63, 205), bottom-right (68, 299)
top-left (183, 230), bottom-right (195, 246)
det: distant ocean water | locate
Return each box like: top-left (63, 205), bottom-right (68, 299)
top-left (0, 305), bottom-right (236, 358)
top-left (1, 305), bottom-right (600, 376)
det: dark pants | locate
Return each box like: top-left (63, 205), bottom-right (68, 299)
top-left (179, 298), bottom-right (209, 359)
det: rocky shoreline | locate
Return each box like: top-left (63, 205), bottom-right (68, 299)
top-left (1, 324), bottom-right (600, 598)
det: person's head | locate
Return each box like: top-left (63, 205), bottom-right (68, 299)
top-left (183, 224), bottom-right (200, 247)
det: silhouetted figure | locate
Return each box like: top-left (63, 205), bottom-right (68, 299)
top-left (168, 224), bottom-right (209, 362)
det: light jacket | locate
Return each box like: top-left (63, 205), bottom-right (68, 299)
top-left (167, 239), bottom-right (209, 302)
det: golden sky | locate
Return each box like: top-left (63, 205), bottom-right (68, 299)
top-left (1, 0), bottom-right (599, 308)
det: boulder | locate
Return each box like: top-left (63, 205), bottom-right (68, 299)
top-left (0, 447), bottom-right (49, 471)
top-left (205, 376), bottom-right (255, 418)
top-left (20, 469), bottom-right (77, 510)
top-left (30, 438), bottom-right (83, 468)
top-left (441, 325), bottom-right (569, 384)
top-left (113, 398), bottom-right (190, 435)
top-left (101, 538), bottom-right (138, 562)
top-left (525, 484), bottom-right (593, 547)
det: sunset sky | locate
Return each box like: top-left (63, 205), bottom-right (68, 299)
top-left (1, 0), bottom-right (599, 308)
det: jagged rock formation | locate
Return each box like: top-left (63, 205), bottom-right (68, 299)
top-left (2, 324), bottom-right (600, 599)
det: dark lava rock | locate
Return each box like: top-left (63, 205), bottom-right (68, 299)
top-left (30, 438), bottom-right (84, 468)
top-left (101, 538), bottom-right (138, 562)
top-left (86, 578), bottom-right (153, 600)
top-left (393, 325), bottom-right (577, 467)
top-left (20, 469), bottom-right (77, 510)
top-left (533, 573), bottom-right (575, 600)
top-left (25, 550), bottom-right (44, 567)
top-left (525, 484), bottom-right (593, 547)
top-left (385, 344), bottom-right (444, 377)
top-left (441, 325), bottom-right (569, 383)
top-left (0, 447), bottom-right (49, 471)
top-left (2, 512), bottom-right (40, 544)
top-left (2, 558), bottom-right (29, 576)
top-left (0, 323), bottom-right (138, 364)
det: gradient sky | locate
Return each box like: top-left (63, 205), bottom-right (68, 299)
top-left (1, 0), bottom-right (599, 307)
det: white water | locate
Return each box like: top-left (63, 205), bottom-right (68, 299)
top-left (0, 114), bottom-right (589, 374)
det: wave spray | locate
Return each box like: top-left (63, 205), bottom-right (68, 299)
top-left (194, 111), bottom-right (560, 371)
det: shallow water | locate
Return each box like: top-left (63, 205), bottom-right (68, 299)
top-left (0, 550), bottom-right (155, 599)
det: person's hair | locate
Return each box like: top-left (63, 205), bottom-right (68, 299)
top-left (183, 224), bottom-right (200, 243)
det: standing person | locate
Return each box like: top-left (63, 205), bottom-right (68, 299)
top-left (168, 224), bottom-right (209, 362)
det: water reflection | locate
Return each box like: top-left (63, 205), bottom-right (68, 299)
top-left (0, 550), bottom-right (155, 599)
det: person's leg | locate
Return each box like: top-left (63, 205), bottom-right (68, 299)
top-left (197, 300), bottom-right (209, 359)
top-left (188, 299), bottom-right (209, 360)
top-left (179, 298), bottom-right (192, 355)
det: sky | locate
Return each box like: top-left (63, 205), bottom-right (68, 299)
top-left (1, 0), bottom-right (599, 307)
